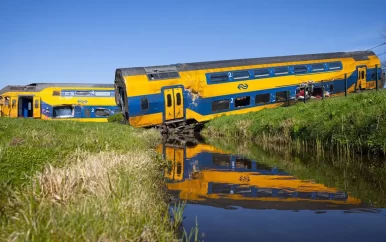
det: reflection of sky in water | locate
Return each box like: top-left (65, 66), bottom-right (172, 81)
top-left (182, 204), bottom-right (386, 242)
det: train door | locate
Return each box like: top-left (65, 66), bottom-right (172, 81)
top-left (10, 96), bottom-right (18, 117)
top-left (357, 67), bottom-right (367, 89)
top-left (18, 96), bottom-right (34, 118)
top-left (163, 88), bottom-right (184, 121)
top-left (33, 96), bottom-right (41, 118)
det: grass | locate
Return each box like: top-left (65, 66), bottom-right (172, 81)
top-left (207, 137), bottom-right (386, 208)
top-left (203, 90), bottom-right (386, 155)
top-left (0, 118), bottom-right (182, 241)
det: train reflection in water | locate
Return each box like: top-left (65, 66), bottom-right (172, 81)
top-left (157, 139), bottom-right (363, 210)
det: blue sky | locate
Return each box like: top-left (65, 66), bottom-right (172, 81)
top-left (0, 0), bottom-right (385, 86)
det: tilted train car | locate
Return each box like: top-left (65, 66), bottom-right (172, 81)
top-left (0, 83), bottom-right (120, 122)
top-left (114, 50), bottom-right (382, 128)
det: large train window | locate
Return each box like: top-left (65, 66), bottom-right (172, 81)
top-left (254, 68), bottom-right (269, 78)
top-left (212, 99), bottom-right (229, 112)
top-left (147, 72), bottom-right (180, 80)
top-left (255, 93), bottom-right (270, 104)
top-left (235, 96), bottom-right (250, 108)
top-left (275, 91), bottom-right (288, 102)
top-left (312, 63), bottom-right (324, 72)
top-left (328, 62), bottom-right (342, 70)
top-left (274, 67), bottom-right (289, 75)
top-left (53, 106), bottom-right (73, 118)
top-left (294, 65), bottom-right (307, 74)
top-left (141, 98), bottom-right (149, 110)
top-left (95, 108), bottom-right (111, 117)
top-left (233, 71), bottom-right (250, 80)
top-left (210, 73), bottom-right (228, 82)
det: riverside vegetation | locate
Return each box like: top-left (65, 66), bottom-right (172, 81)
top-left (0, 118), bottom-right (184, 241)
top-left (203, 90), bottom-right (386, 155)
top-left (207, 138), bottom-right (386, 208)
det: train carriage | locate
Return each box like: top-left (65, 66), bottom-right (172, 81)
top-left (114, 51), bottom-right (383, 128)
top-left (0, 83), bottom-right (120, 122)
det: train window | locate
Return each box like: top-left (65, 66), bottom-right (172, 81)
top-left (274, 67), bottom-right (289, 75)
top-left (275, 91), bottom-right (288, 102)
top-left (212, 99), bottom-right (230, 112)
top-left (84, 108), bottom-right (91, 117)
top-left (169, 72), bottom-right (180, 78)
top-left (75, 91), bottom-right (91, 96)
top-left (52, 91), bottom-right (60, 96)
top-left (255, 93), bottom-right (270, 104)
top-left (176, 93), bottom-right (182, 106)
top-left (114, 108), bottom-right (121, 114)
top-left (148, 72), bottom-right (180, 80)
top-left (234, 96), bottom-right (250, 108)
top-left (328, 62), bottom-right (342, 70)
top-left (53, 106), bottom-right (73, 118)
top-left (167, 94), bottom-right (172, 107)
top-left (34, 99), bottom-right (39, 109)
top-left (141, 98), bottom-right (149, 110)
top-left (12, 100), bottom-right (16, 108)
top-left (95, 91), bottom-right (112, 97)
top-left (159, 73), bottom-right (169, 79)
top-left (361, 71), bottom-right (365, 79)
top-left (233, 71), bottom-right (250, 80)
top-left (210, 73), bottom-right (228, 82)
top-left (294, 65), bottom-right (308, 74)
top-left (95, 108), bottom-right (111, 117)
top-left (5, 98), bottom-right (10, 106)
top-left (312, 63), bottom-right (325, 72)
top-left (254, 69), bottom-right (270, 78)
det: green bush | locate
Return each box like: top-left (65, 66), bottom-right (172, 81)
top-left (107, 113), bottom-right (125, 123)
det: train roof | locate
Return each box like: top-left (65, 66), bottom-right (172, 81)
top-left (0, 83), bottom-right (114, 95)
top-left (117, 50), bottom-right (377, 76)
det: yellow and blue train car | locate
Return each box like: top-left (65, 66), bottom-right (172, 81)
top-left (115, 50), bottom-right (382, 128)
top-left (0, 83), bottom-right (119, 122)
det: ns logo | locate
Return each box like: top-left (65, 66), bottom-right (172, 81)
top-left (237, 83), bottom-right (249, 90)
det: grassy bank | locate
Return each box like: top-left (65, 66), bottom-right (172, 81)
top-left (207, 138), bottom-right (386, 208)
top-left (0, 118), bottom-right (179, 241)
top-left (203, 90), bottom-right (386, 154)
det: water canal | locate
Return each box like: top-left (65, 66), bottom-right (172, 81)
top-left (158, 138), bottom-right (386, 242)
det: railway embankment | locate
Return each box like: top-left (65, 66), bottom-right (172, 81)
top-left (0, 118), bottom-right (180, 241)
top-left (203, 90), bottom-right (386, 155)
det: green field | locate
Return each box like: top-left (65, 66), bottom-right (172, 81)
top-left (0, 118), bottom-right (180, 241)
top-left (203, 90), bottom-right (386, 155)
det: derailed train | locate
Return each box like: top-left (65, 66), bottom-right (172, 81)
top-left (114, 50), bottom-right (383, 128)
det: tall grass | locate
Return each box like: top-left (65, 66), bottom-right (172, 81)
top-left (0, 118), bottom-right (182, 241)
top-left (203, 90), bottom-right (386, 155)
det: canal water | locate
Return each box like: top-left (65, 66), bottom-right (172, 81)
top-left (158, 138), bottom-right (386, 242)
